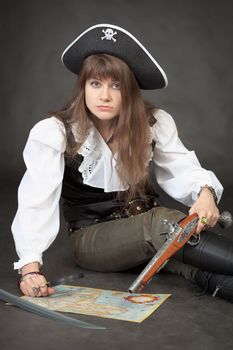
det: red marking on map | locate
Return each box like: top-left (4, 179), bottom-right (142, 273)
top-left (125, 295), bottom-right (160, 304)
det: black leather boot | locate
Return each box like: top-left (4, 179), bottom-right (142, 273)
top-left (175, 231), bottom-right (233, 274)
top-left (195, 270), bottom-right (233, 303)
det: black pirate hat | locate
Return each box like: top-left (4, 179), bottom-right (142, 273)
top-left (61, 23), bottom-right (168, 90)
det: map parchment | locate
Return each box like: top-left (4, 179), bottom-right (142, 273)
top-left (23, 285), bottom-right (170, 322)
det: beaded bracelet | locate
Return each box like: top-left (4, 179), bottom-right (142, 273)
top-left (17, 271), bottom-right (45, 289)
top-left (198, 185), bottom-right (218, 204)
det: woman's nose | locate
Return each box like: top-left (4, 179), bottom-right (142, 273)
top-left (99, 86), bottom-right (111, 101)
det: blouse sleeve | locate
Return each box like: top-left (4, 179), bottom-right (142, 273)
top-left (11, 117), bottom-right (66, 271)
top-left (152, 110), bottom-right (223, 207)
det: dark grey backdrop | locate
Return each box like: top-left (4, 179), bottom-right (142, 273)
top-left (1, 0), bottom-right (233, 194)
top-left (1, 4), bottom-right (233, 349)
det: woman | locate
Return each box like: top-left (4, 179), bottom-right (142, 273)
top-left (12, 24), bottom-right (233, 301)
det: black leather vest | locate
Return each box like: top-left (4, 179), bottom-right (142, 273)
top-left (61, 154), bottom-right (125, 229)
top-left (61, 133), bottom-right (157, 230)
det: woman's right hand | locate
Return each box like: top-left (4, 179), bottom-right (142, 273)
top-left (19, 262), bottom-right (55, 297)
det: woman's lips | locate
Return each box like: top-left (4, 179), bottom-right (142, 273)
top-left (97, 106), bottom-right (113, 111)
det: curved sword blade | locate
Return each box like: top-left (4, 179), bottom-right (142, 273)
top-left (0, 289), bottom-right (106, 330)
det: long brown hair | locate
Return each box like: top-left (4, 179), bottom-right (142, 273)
top-left (51, 54), bottom-right (156, 201)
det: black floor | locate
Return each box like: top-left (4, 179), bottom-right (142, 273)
top-left (1, 184), bottom-right (233, 350)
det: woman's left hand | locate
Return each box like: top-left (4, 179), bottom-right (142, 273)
top-left (189, 187), bottom-right (219, 234)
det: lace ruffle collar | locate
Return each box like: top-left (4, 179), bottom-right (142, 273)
top-left (70, 120), bottom-right (157, 192)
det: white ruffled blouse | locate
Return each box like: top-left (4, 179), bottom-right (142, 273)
top-left (71, 121), bottom-right (127, 192)
top-left (11, 109), bottom-right (223, 270)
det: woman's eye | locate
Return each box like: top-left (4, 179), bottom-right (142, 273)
top-left (90, 80), bottom-right (101, 87)
top-left (113, 82), bottom-right (120, 90)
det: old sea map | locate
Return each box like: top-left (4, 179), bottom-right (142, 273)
top-left (23, 285), bottom-right (170, 322)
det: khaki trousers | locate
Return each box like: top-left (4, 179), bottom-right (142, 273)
top-left (69, 207), bottom-right (198, 281)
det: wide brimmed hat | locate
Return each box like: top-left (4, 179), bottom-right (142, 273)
top-left (61, 23), bottom-right (168, 90)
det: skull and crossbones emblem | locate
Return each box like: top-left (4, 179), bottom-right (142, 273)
top-left (101, 28), bottom-right (117, 42)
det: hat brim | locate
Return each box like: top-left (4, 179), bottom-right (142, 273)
top-left (61, 24), bottom-right (168, 90)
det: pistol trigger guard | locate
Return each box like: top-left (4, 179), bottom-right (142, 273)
top-left (188, 234), bottom-right (200, 246)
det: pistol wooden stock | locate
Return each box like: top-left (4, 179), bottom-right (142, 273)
top-left (128, 213), bottom-right (199, 293)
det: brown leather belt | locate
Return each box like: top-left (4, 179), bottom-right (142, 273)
top-left (68, 196), bottom-right (159, 233)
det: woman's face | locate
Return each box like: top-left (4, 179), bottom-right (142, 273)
top-left (85, 77), bottom-right (122, 122)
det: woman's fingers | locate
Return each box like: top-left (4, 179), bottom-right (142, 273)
top-left (189, 189), bottom-right (220, 233)
top-left (38, 283), bottom-right (55, 297)
top-left (39, 283), bottom-right (49, 297)
top-left (20, 280), bottom-right (40, 297)
top-left (201, 210), bottom-right (219, 227)
top-left (48, 287), bottom-right (56, 295)
top-left (19, 274), bottom-right (54, 297)
top-left (196, 221), bottom-right (206, 234)
top-left (189, 200), bottom-right (219, 233)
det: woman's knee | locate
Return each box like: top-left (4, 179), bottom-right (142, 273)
top-left (142, 207), bottom-right (186, 251)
